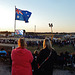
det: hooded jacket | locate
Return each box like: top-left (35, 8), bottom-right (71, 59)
top-left (11, 47), bottom-right (33, 75)
top-left (37, 47), bottom-right (57, 75)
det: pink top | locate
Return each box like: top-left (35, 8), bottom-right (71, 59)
top-left (11, 47), bottom-right (33, 75)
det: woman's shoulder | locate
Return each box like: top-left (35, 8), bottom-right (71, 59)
top-left (40, 48), bottom-right (45, 52)
top-left (12, 47), bottom-right (30, 52)
top-left (13, 47), bottom-right (20, 50)
top-left (39, 48), bottom-right (47, 54)
top-left (52, 49), bottom-right (56, 52)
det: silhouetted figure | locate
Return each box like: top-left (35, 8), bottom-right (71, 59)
top-left (32, 50), bottom-right (39, 75)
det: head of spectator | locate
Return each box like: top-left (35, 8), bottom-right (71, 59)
top-left (0, 48), bottom-right (7, 56)
top-left (43, 38), bottom-right (53, 51)
top-left (1, 48), bottom-right (4, 51)
top-left (18, 38), bottom-right (27, 49)
top-left (34, 50), bottom-right (39, 55)
top-left (60, 52), bottom-right (64, 56)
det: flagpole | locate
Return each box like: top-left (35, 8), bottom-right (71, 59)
top-left (14, 6), bottom-right (16, 36)
top-left (14, 6), bottom-right (16, 49)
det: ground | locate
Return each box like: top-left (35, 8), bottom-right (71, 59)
top-left (0, 62), bottom-right (10, 75)
top-left (53, 69), bottom-right (75, 75)
top-left (0, 61), bottom-right (75, 75)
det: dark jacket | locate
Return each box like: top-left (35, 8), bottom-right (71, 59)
top-left (32, 53), bottom-right (38, 75)
top-left (37, 47), bottom-right (57, 75)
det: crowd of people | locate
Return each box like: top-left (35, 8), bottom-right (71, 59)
top-left (52, 38), bottom-right (75, 48)
top-left (0, 37), bottom-right (75, 52)
top-left (0, 39), bottom-right (17, 44)
top-left (0, 37), bottom-right (75, 75)
top-left (57, 51), bottom-right (75, 68)
top-left (0, 38), bottom-right (75, 47)
top-left (24, 35), bottom-right (45, 39)
top-left (0, 39), bottom-right (43, 46)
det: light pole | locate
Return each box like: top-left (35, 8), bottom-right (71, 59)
top-left (49, 23), bottom-right (54, 43)
top-left (49, 23), bottom-right (53, 33)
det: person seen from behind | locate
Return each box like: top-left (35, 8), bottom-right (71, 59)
top-left (37, 38), bottom-right (57, 75)
top-left (33, 50), bottom-right (39, 60)
top-left (32, 50), bottom-right (39, 75)
top-left (0, 48), bottom-right (7, 56)
top-left (11, 38), bottom-right (33, 75)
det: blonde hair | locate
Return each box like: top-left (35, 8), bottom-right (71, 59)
top-left (18, 38), bottom-right (27, 48)
top-left (43, 38), bottom-right (53, 50)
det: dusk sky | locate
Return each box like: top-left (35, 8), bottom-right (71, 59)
top-left (0, 0), bottom-right (75, 32)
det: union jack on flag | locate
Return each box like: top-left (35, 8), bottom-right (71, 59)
top-left (15, 30), bottom-right (23, 35)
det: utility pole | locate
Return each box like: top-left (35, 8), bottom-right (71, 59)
top-left (34, 25), bottom-right (36, 32)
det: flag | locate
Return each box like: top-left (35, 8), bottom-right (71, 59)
top-left (15, 8), bottom-right (32, 23)
top-left (15, 30), bottom-right (23, 35)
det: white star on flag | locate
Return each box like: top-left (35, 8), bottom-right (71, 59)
top-left (26, 12), bottom-right (27, 14)
top-left (27, 15), bottom-right (29, 17)
top-left (17, 16), bottom-right (19, 18)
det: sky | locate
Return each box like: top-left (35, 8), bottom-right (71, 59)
top-left (0, 0), bottom-right (75, 32)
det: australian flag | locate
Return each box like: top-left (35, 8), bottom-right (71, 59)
top-left (15, 8), bottom-right (32, 23)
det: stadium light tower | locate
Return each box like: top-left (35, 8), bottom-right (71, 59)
top-left (49, 23), bottom-right (53, 33)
